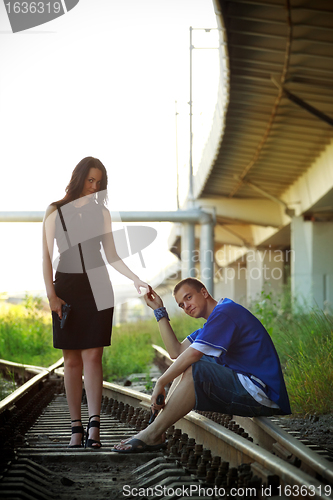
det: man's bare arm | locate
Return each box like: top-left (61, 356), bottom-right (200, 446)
top-left (150, 346), bottom-right (203, 407)
top-left (144, 287), bottom-right (189, 359)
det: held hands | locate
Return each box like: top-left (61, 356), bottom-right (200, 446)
top-left (133, 278), bottom-right (150, 295)
top-left (48, 295), bottom-right (66, 319)
top-left (144, 286), bottom-right (164, 310)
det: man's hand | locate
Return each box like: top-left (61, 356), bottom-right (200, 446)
top-left (144, 286), bottom-right (164, 310)
top-left (150, 379), bottom-right (166, 411)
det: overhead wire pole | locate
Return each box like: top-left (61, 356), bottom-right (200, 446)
top-left (188, 26), bottom-right (220, 207)
top-left (188, 26), bottom-right (194, 206)
top-left (183, 27), bottom-right (220, 290)
top-left (175, 101), bottom-right (180, 210)
top-left (181, 26), bottom-right (196, 282)
top-left (188, 26), bottom-right (220, 208)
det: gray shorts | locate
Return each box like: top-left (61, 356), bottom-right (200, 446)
top-left (191, 355), bottom-right (284, 417)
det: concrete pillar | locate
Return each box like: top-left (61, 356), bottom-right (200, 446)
top-left (233, 264), bottom-right (247, 305)
top-left (181, 223), bottom-right (196, 279)
top-left (215, 263), bottom-right (246, 304)
top-left (200, 222), bottom-right (215, 296)
top-left (118, 301), bottom-right (128, 324)
top-left (246, 249), bottom-right (284, 303)
top-left (291, 216), bottom-right (333, 309)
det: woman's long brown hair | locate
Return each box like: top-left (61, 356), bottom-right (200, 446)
top-left (52, 157), bottom-right (108, 207)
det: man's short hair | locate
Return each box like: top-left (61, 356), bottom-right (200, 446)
top-left (173, 278), bottom-right (207, 296)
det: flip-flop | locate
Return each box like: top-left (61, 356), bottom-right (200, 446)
top-left (111, 438), bottom-right (166, 454)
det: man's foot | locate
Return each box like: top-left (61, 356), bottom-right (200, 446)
top-left (118, 431), bottom-right (165, 446)
top-left (112, 430), bottom-right (165, 452)
top-left (112, 437), bottom-right (166, 453)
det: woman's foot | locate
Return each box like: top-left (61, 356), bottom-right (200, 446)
top-left (68, 419), bottom-right (84, 448)
top-left (85, 415), bottom-right (102, 449)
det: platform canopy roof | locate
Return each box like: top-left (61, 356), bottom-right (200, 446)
top-left (187, 0), bottom-right (333, 254)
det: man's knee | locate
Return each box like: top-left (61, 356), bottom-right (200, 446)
top-left (181, 365), bottom-right (194, 382)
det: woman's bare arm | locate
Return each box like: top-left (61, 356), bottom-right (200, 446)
top-left (101, 208), bottom-right (149, 294)
top-left (42, 205), bottom-right (65, 318)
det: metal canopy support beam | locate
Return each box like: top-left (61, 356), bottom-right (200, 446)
top-left (284, 88), bottom-right (333, 127)
top-left (271, 77), bottom-right (333, 127)
top-left (242, 179), bottom-right (288, 209)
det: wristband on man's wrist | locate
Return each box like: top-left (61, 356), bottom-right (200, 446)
top-left (154, 307), bottom-right (170, 322)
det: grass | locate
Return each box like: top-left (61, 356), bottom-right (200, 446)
top-left (0, 291), bottom-right (332, 415)
top-left (0, 296), bottom-right (60, 367)
top-left (102, 313), bottom-right (204, 381)
top-left (0, 369), bottom-right (17, 400)
top-left (249, 285), bottom-right (333, 415)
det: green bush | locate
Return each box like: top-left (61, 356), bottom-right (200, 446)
top-left (284, 332), bottom-right (333, 415)
top-left (102, 324), bottom-right (154, 381)
top-left (0, 296), bottom-right (59, 367)
top-left (102, 312), bottom-right (204, 381)
top-left (250, 286), bottom-right (333, 414)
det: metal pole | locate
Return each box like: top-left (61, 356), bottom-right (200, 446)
top-left (0, 209), bottom-right (213, 224)
top-left (200, 221), bottom-right (215, 296)
top-left (181, 222), bottom-right (196, 279)
top-left (175, 100), bottom-right (180, 210)
top-left (189, 26), bottom-right (194, 205)
top-left (0, 209), bottom-right (215, 294)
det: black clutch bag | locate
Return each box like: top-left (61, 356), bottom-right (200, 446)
top-left (60, 303), bottom-right (71, 329)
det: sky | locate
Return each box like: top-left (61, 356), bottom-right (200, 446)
top-left (0, 0), bottom-right (221, 298)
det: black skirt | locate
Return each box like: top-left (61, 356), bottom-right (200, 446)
top-left (52, 271), bottom-right (113, 350)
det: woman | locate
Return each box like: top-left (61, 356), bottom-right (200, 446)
top-left (42, 157), bottom-right (149, 448)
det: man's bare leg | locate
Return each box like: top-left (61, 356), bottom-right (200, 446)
top-left (119, 374), bottom-right (183, 445)
top-left (114, 366), bottom-right (196, 450)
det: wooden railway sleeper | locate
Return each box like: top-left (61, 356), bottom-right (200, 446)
top-left (0, 379), bottom-right (59, 475)
top-left (128, 426), bottom-right (264, 499)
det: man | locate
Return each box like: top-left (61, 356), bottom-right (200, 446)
top-left (112, 278), bottom-right (291, 453)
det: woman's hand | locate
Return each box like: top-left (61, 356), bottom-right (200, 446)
top-left (133, 277), bottom-right (149, 295)
top-left (144, 286), bottom-right (164, 310)
top-left (48, 295), bottom-right (66, 319)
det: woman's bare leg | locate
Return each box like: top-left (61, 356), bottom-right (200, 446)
top-left (82, 347), bottom-right (104, 446)
top-left (63, 349), bottom-right (84, 446)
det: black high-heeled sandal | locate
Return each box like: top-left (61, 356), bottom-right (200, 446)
top-left (68, 419), bottom-right (84, 448)
top-left (85, 414), bottom-right (102, 449)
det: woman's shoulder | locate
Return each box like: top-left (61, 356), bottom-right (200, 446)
top-left (99, 204), bottom-right (110, 216)
top-left (45, 203), bottom-right (58, 217)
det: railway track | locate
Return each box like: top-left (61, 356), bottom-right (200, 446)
top-left (0, 353), bottom-right (332, 500)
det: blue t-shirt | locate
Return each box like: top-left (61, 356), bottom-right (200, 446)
top-left (187, 298), bottom-right (291, 414)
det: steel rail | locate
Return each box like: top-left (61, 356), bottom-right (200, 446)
top-left (152, 344), bottom-right (333, 492)
top-left (234, 414), bottom-right (333, 485)
top-left (98, 381), bottom-right (333, 500)
top-left (0, 357), bottom-right (64, 415)
top-left (1, 353), bottom-right (332, 500)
